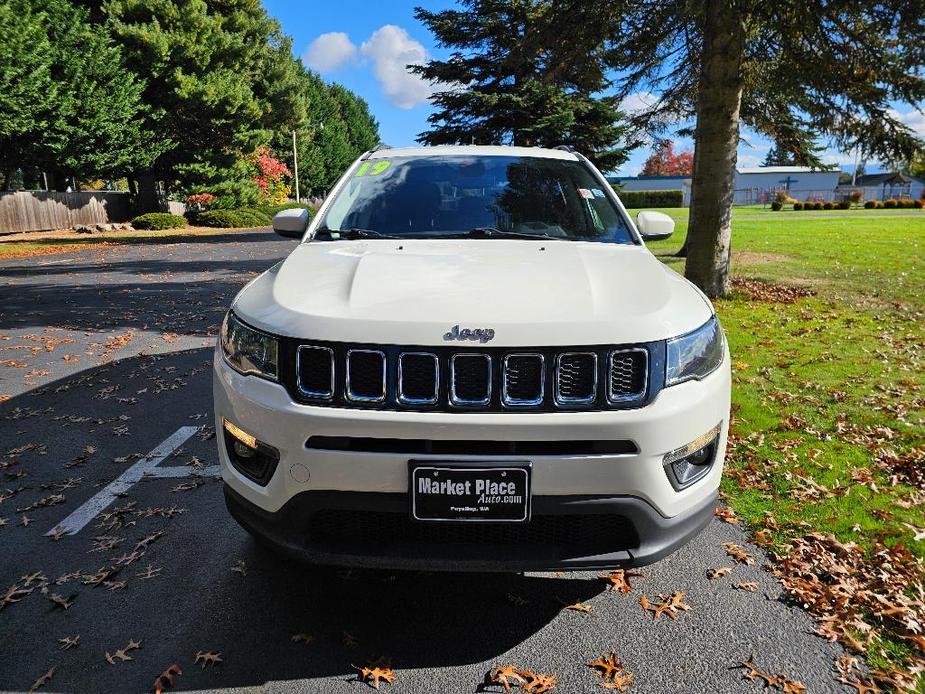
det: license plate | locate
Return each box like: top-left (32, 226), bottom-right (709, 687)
top-left (410, 463), bottom-right (531, 522)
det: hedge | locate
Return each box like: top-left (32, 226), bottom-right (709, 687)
top-left (132, 213), bottom-right (187, 230)
top-left (195, 203), bottom-right (313, 229)
top-left (613, 188), bottom-right (684, 208)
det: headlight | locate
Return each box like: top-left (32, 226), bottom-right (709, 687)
top-left (220, 311), bottom-right (278, 381)
top-left (665, 316), bottom-right (724, 386)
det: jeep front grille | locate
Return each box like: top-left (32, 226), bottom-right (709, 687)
top-left (287, 340), bottom-right (658, 412)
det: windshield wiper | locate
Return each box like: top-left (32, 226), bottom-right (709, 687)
top-left (466, 226), bottom-right (560, 240)
top-left (315, 226), bottom-right (402, 240)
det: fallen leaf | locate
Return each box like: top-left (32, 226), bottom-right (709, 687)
top-left (28, 666), bottom-right (55, 693)
top-left (487, 664), bottom-right (527, 692)
top-left (231, 559), bottom-right (246, 576)
top-left (707, 567), bottom-right (733, 579)
top-left (105, 638), bottom-right (141, 664)
top-left (520, 669), bottom-right (557, 693)
top-left (58, 635), bottom-right (80, 650)
top-left (153, 663), bottom-right (182, 694)
top-left (723, 542), bottom-right (755, 565)
top-left (736, 656), bottom-right (806, 694)
top-left (194, 650), bottom-right (222, 669)
top-left (354, 658), bottom-right (396, 689)
top-left (598, 569), bottom-right (642, 593)
top-left (290, 633), bottom-right (314, 645)
top-left (639, 591), bottom-right (691, 620)
top-left (563, 601), bottom-right (592, 613)
top-left (1, 583), bottom-right (32, 609)
top-left (735, 581), bottom-right (759, 593)
top-left (715, 506), bottom-right (740, 524)
top-left (136, 564), bottom-right (162, 579)
top-left (587, 651), bottom-right (633, 691)
top-left (47, 592), bottom-right (75, 610)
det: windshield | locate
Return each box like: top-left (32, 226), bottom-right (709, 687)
top-left (314, 155), bottom-right (636, 244)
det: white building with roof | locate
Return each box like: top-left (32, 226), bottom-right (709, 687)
top-left (609, 166), bottom-right (842, 206)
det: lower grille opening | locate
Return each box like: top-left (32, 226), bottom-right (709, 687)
top-left (306, 436), bottom-right (637, 456)
top-left (308, 510), bottom-right (638, 555)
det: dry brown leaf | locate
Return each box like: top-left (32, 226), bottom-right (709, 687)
top-left (563, 601), bottom-right (592, 613)
top-left (736, 656), bottom-right (806, 693)
top-left (343, 631), bottom-right (358, 649)
top-left (639, 591), bottom-right (691, 620)
top-left (153, 663), bottom-right (182, 694)
top-left (105, 639), bottom-right (141, 664)
top-left (487, 664), bottom-right (527, 692)
top-left (58, 635), bottom-right (79, 650)
top-left (707, 567), bottom-right (733, 579)
top-left (520, 669), bottom-right (557, 693)
top-left (723, 542), bottom-right (755, 565)
top-left (28, 666), bottom-right (55, 693)
top-left (715, 506), bottom-right (739, 524)
top-left (47, 592), bottom-right (75, 610)
top-left (1, 583), bottom-right (32, 610)
top-left (354, 659), bottom-right (396, 690)
top-left (735, 581), bottom-right (759, 593)
top-left (291, 633), bottom-right (314, 645)
top-left (598, 569), bottom-right (642, 594)
top-left (194, 650), bottom-right (222, 669)
top-left (587, 651), bottom-right (633, 691)
top-left (231, 560), bottom-right (246, 576)
top-left (136, 564), bottom-right (162, 579)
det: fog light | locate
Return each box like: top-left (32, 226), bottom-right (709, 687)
top-left (221, 418), bottom-right (280, 486)
top-left (223, 418), bottom-right (257, 449)
top-left (664, 423), bottom-right (722, 490)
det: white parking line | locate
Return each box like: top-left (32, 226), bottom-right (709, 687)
top-left (46, 426), bottom-right (201, 536)
top-left (144, 465), bottom-right (221, 478)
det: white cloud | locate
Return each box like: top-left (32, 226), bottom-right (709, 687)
top-left (302, 32), bottom-right (358, 73)
top-left (619, 91), bottom-right (658, 115)
top-left (889, 106), bottom-right (925, 138)
top-left (361, 25), bottom-right (435, 109)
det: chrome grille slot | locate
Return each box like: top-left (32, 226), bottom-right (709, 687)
top-left (555, 352), bottom-right (597, 405)
top-left (398, 352), bottom-right (439, 405)
top-left (346, 349), bottom-right (386, 402)
top-left (608, 349), bottom-right (648, 403)
top-left (296, 346), bottom-right (334, 399)
top-left (450, 354), bottom-right (491, 406)
top-left (502, 354), bottom-right (545, 406)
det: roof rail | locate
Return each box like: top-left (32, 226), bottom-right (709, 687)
top-left (360, 143), bottom-right (392, 160)
top-left (553, 144), bottom-right (576, 153)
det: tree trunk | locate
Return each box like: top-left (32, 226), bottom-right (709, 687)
top-left (683, 0), bottom-right (746, 297)
top-left (134, 171), bottom-right (160, 213)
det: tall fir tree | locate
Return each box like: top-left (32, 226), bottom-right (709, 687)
top-left (564, 1), bottom-right (925, 296)
top-left (412, 0), bottom-right (631, 171)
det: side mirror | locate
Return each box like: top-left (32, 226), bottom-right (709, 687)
top-left (636, 210), bottom-right (675, 241)
top-left (272, 208), bottom-right (310, 239)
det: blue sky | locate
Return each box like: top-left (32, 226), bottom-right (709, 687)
top-left (263, 1), bottom-right (921, 175)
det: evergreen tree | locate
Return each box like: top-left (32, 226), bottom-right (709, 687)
top-left (99, 0), bottom-right (306, 209)
top-left (570, 1), bottom-right (924, 296)
top-left (0, 0), bottom-right (152, 189)
top-left (413, 0), bottom-right (631, 171)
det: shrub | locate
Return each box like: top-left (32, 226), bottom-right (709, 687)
top-left (848, 190), bottom-right (863, 204)
top-left (613, 188), bottom-right (684, 208)
top-left (837, 200), bottom-right (851, 210)
top-left (774, 191), bottom-right (797, 204)
top-left (864, 200), bottom-right (877, 209)
top-left (197, 210), bottom-right (261, 228)
top-left (770, 201), bottom-right (783, 211)
top-left (132, 212), bottom-right (187, 230)
top-left (899, 198), bottom-right (915, 208)
top-left (823, 201), bottom-right (834, 210)
top-left (884, 198), bottom-right (898, 208)
top-left (914, 198), bottom-right (925, 209)
top-left (876, 201), bottom-right (885, 208)
top-left (793, 202), bottom-right (803, 211)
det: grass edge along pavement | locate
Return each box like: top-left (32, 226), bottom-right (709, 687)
top-left (649, 210), bottom-right (924, 691)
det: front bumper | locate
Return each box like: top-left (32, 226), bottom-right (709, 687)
top-left (214, 345), bottom-right (730, 570)
top-left (224, 483), bottom-right (717, 571)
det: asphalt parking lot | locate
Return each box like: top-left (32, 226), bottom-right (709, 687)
top-left (0, 230), bottom-right (853, 693)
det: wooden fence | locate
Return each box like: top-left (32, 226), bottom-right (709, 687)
top-left (0, 191), bottom-right (133, 233)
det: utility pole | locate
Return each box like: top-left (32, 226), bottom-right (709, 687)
top-left (292, 130), bottom-right (300, 203)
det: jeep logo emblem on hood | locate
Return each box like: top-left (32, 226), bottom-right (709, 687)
top-left (444, 325), bottom-right (495, 343)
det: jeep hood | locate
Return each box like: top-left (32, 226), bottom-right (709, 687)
top-left (233, 240), bottom-right (713, 346)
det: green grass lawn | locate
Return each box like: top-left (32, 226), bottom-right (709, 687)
top-left (648, 211), bottom-right (925, 686)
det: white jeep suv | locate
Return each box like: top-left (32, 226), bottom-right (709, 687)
top-left (213, 145), bottom-right (730, 571)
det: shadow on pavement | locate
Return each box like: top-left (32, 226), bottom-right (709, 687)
top-left (0, 347), bottom-right (605, 692)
